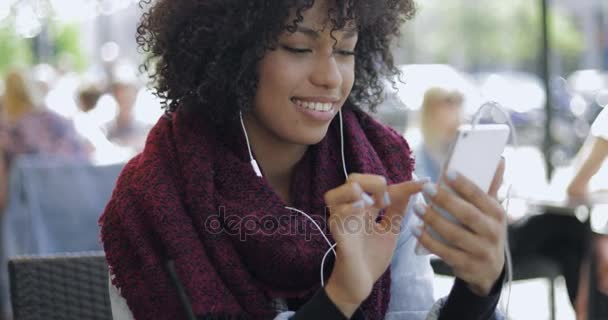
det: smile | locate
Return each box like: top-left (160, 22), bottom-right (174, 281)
top-left (291, 98), bottom-right (335, 113)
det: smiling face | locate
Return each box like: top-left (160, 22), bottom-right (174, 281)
top-left (247, 0), bottom-right (358, 146)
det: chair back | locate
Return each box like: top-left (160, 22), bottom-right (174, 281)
top-left (1, 156), bottom-right (123, 318)
top-left (8, 251), bottom-right (111, 320)
top-left (3, 157), bottom-right (124, 255)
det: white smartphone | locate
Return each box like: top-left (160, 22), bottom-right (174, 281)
top-left (418, 124), bottom-right (510, 252)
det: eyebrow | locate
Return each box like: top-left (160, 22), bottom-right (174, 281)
top-left (296, 25), bottom-right (358, 39)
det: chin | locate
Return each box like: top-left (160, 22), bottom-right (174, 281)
top-left (288, 124), bottom-right (332, 146)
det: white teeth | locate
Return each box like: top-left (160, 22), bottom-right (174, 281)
top-left (293, 99), bottom-right (333, 112)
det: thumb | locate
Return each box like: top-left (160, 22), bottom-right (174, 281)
top-left (379, 180), bottom-right (425, 233)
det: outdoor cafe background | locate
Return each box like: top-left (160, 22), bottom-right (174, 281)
top-left (1, 0), bottom-right (608, 319)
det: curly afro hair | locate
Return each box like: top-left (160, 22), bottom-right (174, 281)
top-left (137, 0), bottom-right (416, 125)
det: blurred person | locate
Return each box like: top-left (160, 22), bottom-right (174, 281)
top-left (103, 63), bottom-right (150, 152)
top-left (74, 82), bottom-right (134, 165)
top-left (74, 81), bottom-right (105, 153)
top-left (413, 86), bottom-right (587, 311)
top-left (0, 96), bottom-right (6, 212)
top-left (100, 1), bottom-right (510, 319)
top-left (77, 83), bottom-right (104, 114)
top-left (567, 106), bottom-right (608, 320)
top-left (414, 87), bottom-right (464, 183)
top-left (0, 69), bottom-right (88, 210)
top-left (567, 107), bottom-right (608, 200)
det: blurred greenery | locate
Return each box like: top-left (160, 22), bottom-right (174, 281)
top-left (0, 19), bottom-right (86, 79)
top-left (49, 21), bottom-right (87, 72)
top-left (0, 19), bottom-right (33, 76)
top-left (401, 0), bottom-right (585, 73)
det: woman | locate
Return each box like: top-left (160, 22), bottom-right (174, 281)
top-left (100, 1), bottom-right (507, 319)
top-left (0, 69), bottom-right (88, 211)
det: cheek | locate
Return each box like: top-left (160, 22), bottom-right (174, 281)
top-left (257, 54), bottom-right (305, 106)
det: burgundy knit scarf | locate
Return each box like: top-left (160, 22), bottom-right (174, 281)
top-left (99, 108), bottom-right (414, 319)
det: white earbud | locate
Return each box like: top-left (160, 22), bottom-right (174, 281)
top-left (239, 110), bottom-right (348, 179)
top-left (239, 111), bottom-right (263, 177)
top-left (239, 109), bottom-right (349, 285)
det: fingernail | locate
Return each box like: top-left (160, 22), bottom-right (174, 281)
top-left (353, 199), bottom-right (365, 209)
top-left (362, 193), bottom-right (375, 206)
top-left (422, 183), bottom-right (437, 197)
top-left (383, 191), bottom-right (391, 206)
top-left (413, 203), bottom-right (426, 216)
top-left (410, 226), bottom-right (422, 237)
top-left (446, 169), bottom-right (458, 182)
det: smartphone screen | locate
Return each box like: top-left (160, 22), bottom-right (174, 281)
top-left (417, 124), bottom-right (510, 253)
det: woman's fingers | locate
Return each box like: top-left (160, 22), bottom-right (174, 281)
top-left (421, 183), bottom-right (499, 240)
top-left (413, 225), bottom-right (471, 270)
top-left (347, 173), bottom-right (391, 208)
top-left (378, 180), bottom-right (425, 233)
top-left (413, 203), bottom-right (488, 257)
top-left (324, 173), bottom-right (389, 208)
top-left (324, 181), bottom-right (366, 207)
top-left (438, 172), bottom-right (505, 224)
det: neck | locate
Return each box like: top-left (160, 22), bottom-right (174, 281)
top-left (242, 112), bottom-right (308, 202)
top-left (116, 110), bottom-right (132, 128)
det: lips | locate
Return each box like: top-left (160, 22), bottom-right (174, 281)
top-left (291, 97), bottom-right (339, 113)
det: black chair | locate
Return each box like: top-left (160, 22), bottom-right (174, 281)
top-left (431, 255), bottom-right (562, 320)
top-left (8, 251), bottom-right (111, 320)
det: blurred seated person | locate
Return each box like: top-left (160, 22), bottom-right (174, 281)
top-left (567, 106), bottom-right (608, 319)
top-left (413, 86), bottom-right (587, 312)
top-left (103, 64), bottom-right (150, 153)
top-left (414, 87), bottom-right (464, 183)
top-left (0, 69), bottom-right (89, 210)
top-left (74, 82), bottom-right (134, 165)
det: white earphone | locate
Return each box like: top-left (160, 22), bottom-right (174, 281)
top-left (238, 110), bottom-right (347, 285)
top-left (239, 110), bottom-right (348, 179)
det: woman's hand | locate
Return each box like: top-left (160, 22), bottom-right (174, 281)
top-left (323, 173), bottom-right (425, 317)
top-left (414, 160), bottom-right (507, 296)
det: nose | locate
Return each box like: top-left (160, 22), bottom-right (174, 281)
top-left (310, 53), bottom-right (342, 90)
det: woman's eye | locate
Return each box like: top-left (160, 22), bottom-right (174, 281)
top-left (336, 50), bottom-right (356, 56)
top-left (282, 45), bottom-right (311, 54)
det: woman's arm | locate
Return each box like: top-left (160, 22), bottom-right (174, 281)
top-left (567, 137), bottom-right (608, 198)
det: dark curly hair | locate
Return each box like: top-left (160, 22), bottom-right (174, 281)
top-left (137, 0), bottom-right (416, 124)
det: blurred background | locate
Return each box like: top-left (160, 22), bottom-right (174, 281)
top-left (0, 0), bottom-right (606, 177)
top-left (0, 0), bottom-right (607, 319)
